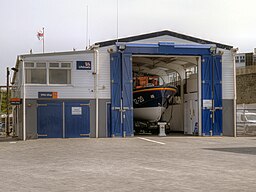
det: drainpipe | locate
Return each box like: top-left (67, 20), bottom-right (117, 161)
top-left (232, 48), bottom-right (238, 137)
top-left (22, 59), bottom-right (26, 141)
top-left (94, 48), bottom-right (99, 138)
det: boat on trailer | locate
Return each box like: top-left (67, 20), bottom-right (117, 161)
top-left (133, 84), bottom-right (177, 122)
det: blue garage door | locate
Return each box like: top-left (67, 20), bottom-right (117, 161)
top-left (122, 54), bottom-right (133, 136)
top-left (37, 100), bottom-right (90, 138)
top-left (110, 52), bottom-right (122, 136)
top-left (65, 102), bottom-right (90, 138)
top-left (201, 55), bottom-right (222, 136)
top-left (37, 101), bottom-right (63, 138)
top-left (110, 53), bottom-right (134, 137)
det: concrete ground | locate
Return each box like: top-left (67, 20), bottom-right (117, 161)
top-left (0, 136), bottom-right (256, 192)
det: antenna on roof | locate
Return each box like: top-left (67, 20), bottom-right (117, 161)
top-left (116, 0), bottom-right (119, 43)
top-left (86, 5), bottom-right (89, 49)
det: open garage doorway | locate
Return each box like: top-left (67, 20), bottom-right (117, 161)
top-left (110, 43), bottom-right (222, 137)
top-left (132, 55), bottom-right (200, 136)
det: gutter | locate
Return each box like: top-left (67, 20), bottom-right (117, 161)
top-left (22, 60), bottom-right (26, 141)
top-left (232, 48), bottom-right (238, 137)
top-left (93, 47), bottom-right (100, 138)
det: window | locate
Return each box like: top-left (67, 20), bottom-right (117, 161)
top-left (25, 62), bottom-right (47, 84)
top-left (49, 63), bottom-right (59, 68)
top-left (49, 62), bottom-right (71, 84)
top-left (36, 63), bottom-right (46, 68)
top-left (240, 56), bottom-right (245, 63)
top-left (25, 62), bottom-right (34, 68)
top-left (24, 61), bottom-right (71, 84)
top-left (235, 56), bottom-right (240, 63)
top-left (61, 63), bottom-right (71, 68)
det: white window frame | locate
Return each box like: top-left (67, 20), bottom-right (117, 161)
top-left (24, 61), bottom-right (72, 86)
top-left (24, 62), bottom-right (47, 84)
top-left (49, 62), bottom-right (72, 85)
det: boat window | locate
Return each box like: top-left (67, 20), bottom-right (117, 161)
top-left (246, 114), bottom-right (256, 121)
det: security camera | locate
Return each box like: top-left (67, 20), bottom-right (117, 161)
top-left (118, 44), bottom-right (126, 51)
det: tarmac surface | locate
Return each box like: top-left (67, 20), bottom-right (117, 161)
top-left (0, 136), bottom-right (256, 192)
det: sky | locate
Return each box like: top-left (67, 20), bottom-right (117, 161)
top-left (0, 0), bottom-right (256, 85)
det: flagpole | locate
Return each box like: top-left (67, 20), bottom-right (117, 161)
top-left (116, 0), bottom-right (119, 43)
top-left (86, 5), bottom-right (89, 49)
top-left (42, 27), bottom-right (45, 53)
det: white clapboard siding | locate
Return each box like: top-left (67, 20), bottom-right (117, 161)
top-left (21, 51), bottom-right (96, 99)
top-left (97, 52), bottom-right (111, 99)
top-left (131, 35), bottom-right (201, 45)
top-left (220, 49), bottom-right (235, 99)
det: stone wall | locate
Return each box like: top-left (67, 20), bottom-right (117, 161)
top-left (236, 66), bottom-right (256, 104)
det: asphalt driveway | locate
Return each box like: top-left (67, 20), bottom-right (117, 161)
top-left (0, 136), bottom-right (256, 192)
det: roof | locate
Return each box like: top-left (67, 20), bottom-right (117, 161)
top-left (19, 50), bottom-right (94, 58)
top-left (95, 30), bottom-right (233, 50)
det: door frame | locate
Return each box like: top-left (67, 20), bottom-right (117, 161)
top-left (110, 43), bottom-right (222, 136)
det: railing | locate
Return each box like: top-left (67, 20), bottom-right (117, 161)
top-left (236, 104), bottom-right (256, 136)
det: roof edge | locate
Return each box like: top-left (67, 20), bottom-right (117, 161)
top-left (95, 30), bottom-right (233, 50)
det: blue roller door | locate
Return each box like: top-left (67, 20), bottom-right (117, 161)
top-left (65, 102), bottom-right (90, 138)
top-left (37, 101), bottom-right (63, 138)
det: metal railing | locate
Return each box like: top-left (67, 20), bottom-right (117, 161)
top-left (236, 104), bottom-right (256, 136)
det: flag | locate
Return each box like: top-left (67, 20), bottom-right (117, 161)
top-left (37, 29), bottom-right (44, 40)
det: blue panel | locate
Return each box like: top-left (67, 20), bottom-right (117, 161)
top-left (202, 110), bottom-right (211, 136)
top-left (201, 56), bottom-right (212, 100)
top-left (213, 56), bottom-right (222, 107)
top-left (107, 103), bottom-right (112, 137)
top-left (110, 52), bottom-right (122, 136)
top-left (37, 101), bottom-right (63, 138)
top-left (122, 54), bottom-right (134, 136)
top-left (213, 55), bottom-right (222, 135)
top-left (201, 56), bottom-right (213, 135)
top-left (65, 101), bottom-right (90, 138)
top-left (124, 43), bottom-right (211, 56)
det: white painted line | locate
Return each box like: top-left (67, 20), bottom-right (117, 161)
top-left (138, 137), bottom-right (166, 145)
top-left (9, 142), bottom-right (16, 144)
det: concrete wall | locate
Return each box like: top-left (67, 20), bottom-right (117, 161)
top-left (25, 99), bottom-right (38, 139)
top-left (98, 99), bottom-right (111, 138)
top-left (222, 99), bottom-right (235, 136)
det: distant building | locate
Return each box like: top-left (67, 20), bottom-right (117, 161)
top-left (235, 49), bottom-right (256, 68)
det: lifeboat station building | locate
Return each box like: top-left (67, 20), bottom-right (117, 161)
top-left (11, 30), bottom-right (237, 140)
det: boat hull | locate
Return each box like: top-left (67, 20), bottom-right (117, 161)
top-left (134, 106), bottom-right (165, 122)
top-left (133, 86), bottom-right (177, 122)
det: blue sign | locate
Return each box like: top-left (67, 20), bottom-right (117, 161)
top-left (38, 92), bottom-right (58, 98)
top-left (76, 61), bottom-right (91, 70)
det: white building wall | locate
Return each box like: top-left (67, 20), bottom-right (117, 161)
top-left (220, 49), bottom-right (235, 100)
top-left (97, 35), bottom-right (235, 100)
top-left (131, 35), bottom-right (201, 44)
top-left (19, 52), bottom-right (96, 99)
top-left (98, 52), bottom-right (111, 99)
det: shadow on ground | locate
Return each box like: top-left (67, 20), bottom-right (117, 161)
top-left (205, 147), bottom-right (256, 155)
